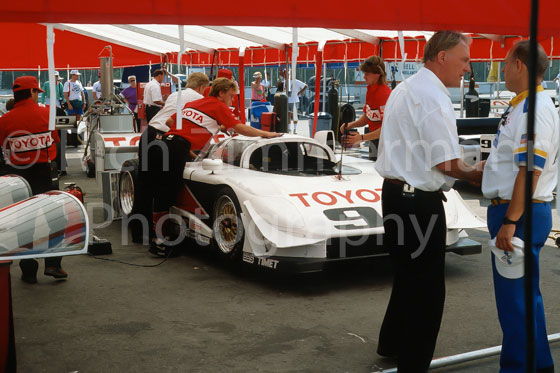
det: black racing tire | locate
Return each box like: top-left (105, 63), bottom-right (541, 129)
top-left (86, 160), bottom-right (96, 178)
top-left (211, 187), bottom-right (244, 260)
top-left (119, 159), bottom-right (140, 216)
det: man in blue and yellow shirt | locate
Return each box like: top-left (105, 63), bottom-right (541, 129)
top-left (482, 40), bottom-right (557, 373)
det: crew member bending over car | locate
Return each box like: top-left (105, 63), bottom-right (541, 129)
top-left (128, 72), bottom-right (209, 244)
top-left (148, 78), bottom-right (282, 256)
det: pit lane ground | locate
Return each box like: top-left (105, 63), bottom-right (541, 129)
top-left (10, 144), bottom-right (560, 373)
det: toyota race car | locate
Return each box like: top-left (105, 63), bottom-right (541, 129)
top-left (119, 132), bottom-right (485, 272)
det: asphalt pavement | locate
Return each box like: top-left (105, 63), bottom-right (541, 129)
top-left (9, 145), bottom-right (560, 373)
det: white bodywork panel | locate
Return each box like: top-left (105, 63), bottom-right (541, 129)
top-left (175, 135), bottom-right (485, 260)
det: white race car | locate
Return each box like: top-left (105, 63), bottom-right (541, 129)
top-left (119, 133), bottom-right (485, 272)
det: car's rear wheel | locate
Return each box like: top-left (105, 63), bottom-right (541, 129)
top-left (212, 188), bottom-right (244, 259)
top-left (119, 159), bottom-right (139, 216)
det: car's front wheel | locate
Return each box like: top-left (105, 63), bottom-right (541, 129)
top-left (212, 188), bottom-right (244, 259)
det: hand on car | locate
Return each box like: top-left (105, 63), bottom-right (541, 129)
top-left (264, 132), bottom-right (283, 138)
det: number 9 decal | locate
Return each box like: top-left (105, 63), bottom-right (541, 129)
top-left (323, 207), bottom-right (383, 230)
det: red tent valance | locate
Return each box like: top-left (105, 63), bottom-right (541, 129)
top-left (1, 0), bottom-right (559, 37)
top-left (0, 23), bottom-right (159, 70)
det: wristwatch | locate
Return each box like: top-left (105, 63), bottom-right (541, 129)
top-left (502, 216), bottom-right (518, 225)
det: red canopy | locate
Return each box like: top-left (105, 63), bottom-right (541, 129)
top-left (0, 23), bottom-right (159, 70)
top-left (0, 0), bottom-right (558, 37)
top-left (166, 35), bottom-right (560, 67)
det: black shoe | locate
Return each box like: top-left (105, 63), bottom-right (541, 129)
top-left (149, 241), bottom-right (167, 257)
top-left (377, 348), bottom-right (398, 360)
top-left (20, 259), bottom-right (38, 284)
top-left (21, 273), bottom-right (37, 284)
top-left (149, 241), bottom-right (180, 258)
top-left (44, 267), bottom-right (68, 279)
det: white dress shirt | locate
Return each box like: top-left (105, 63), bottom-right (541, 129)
top-left (149, 88), bottom-right (204, 132)
top-left (375, 67), bottom-right (462, 191)
top-left (143, 78), bottom-right (163, 107)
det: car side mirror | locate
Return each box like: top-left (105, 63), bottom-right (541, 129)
top-left (202, 158), bottom-right (223, 174)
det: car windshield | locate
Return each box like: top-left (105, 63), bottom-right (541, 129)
top-left (207, 138), bottom-right (257, 166)
top-left (248, 142), bottom-right (361, 176)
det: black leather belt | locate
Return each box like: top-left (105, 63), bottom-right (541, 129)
top-left (384, 178), bottom-right (447, 201)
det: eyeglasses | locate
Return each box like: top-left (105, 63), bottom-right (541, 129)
top-left (129, 80), bottom-right (136, 82)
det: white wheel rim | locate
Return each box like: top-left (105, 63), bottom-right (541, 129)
top-left (119, 171), bottom-right (135, 215)
top-left (213, 195), bottom-right (242, 254)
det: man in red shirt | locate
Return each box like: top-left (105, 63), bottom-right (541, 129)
top-left (341, 56), bottom-right (392, 160)
top-left (0, 76), bottom-right (67, 283)
top-left (148, 78), bottom-right (281, 256)
top-left (203, 69), bottom-right (241, 120)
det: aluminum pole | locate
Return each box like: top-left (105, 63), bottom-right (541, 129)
top-left (176, 25), bottom-right (184, 130)
top-left (291, 27), bottom-right (299, 129)
top-left (322, 62), bottom-right (327, 113)
top-left (459, 77), bottom-right (465, 118)
top-left (46, 25), bottom-right (56, 131)
top-left (372, 333), bottom-right (560, 372)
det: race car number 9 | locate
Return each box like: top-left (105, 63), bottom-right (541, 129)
top-left (323, 207), bottom-right (383, 230)
top-left (480, 134), bottom-right (494, 154)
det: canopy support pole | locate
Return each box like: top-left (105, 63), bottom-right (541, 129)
top-left (372, 333), bottom-right (560, 373)
top-left (322, 62), bottom-right (327, 112)
top-left (239, 47), bottom-right (246, 124)
top-left (176, 25), bottom-right (184, 130)
top-left (291, 27), bottom-right (299, 130)
top-left (312, 41), bottom-right (325, 137)
top-left (46, 25), bottom-right (56, 131)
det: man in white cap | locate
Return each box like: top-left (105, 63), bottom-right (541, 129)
top-left (40, 71), bottom-right (64, 108)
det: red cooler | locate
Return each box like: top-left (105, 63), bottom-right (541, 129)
top-left (260, 112), bottom-right (276, 132)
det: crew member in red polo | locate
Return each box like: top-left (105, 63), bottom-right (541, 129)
top-left (147, 78), bottom-right (281, 256)
top-left (341, 56), bottom-right (392, 160)
top-left (0, 76), bottom-right (67, 283)
top-left (203, 69), bottom-right (241, 120)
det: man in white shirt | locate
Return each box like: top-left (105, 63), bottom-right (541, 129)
top-left (63, 70), bottom-right (86, 120)
top-left (374, 31), bottom-right (484, 371)
top-left (481, 41), bottom-right (557, 373)
top-left (92, 72), bottom-right (102, 101)
top-left (126, 72), bottom-right (210, 244)
top-left (143, 69), bottom-right (166, 123)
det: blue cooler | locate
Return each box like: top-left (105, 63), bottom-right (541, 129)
top-left (250, 101), bottom-right (271, 128)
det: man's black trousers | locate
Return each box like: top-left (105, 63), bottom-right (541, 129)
top-left (377, 179), bottom-right (447, 373)
top-left (128, 126), bottom-right (166, 242)
top-left (145, 105), bottom-right (161, 124)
